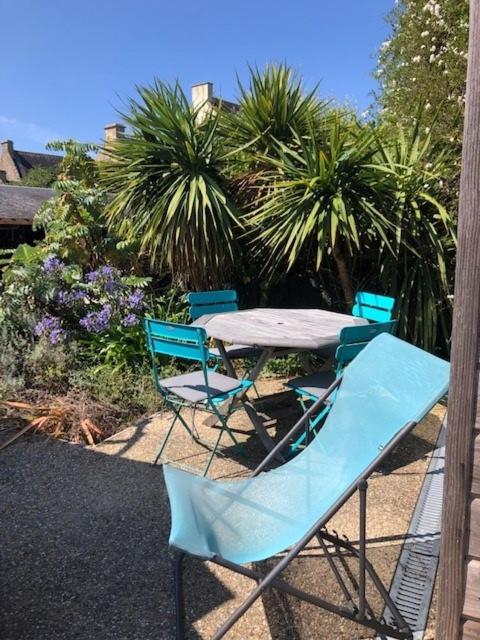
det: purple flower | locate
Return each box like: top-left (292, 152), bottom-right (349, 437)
top-left (127, 289), bottom-right (145, 310)
top-left (35, 315), bottom-right (65, 345)
top-left (79, 304), bottom-right (112, 333)
top-left (56, 290), bottom-right (70, 305)
top-left (43, 256), bottom-right (64, 275)
top-left (122, 313), bottom-right (139, 327)
top-left (86, 266), bottom-right (119, 294)
top-left (57, 288), bottom-right (86, 306)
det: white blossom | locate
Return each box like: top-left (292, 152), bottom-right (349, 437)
top-left (412, 55), bottom-right (421, 63)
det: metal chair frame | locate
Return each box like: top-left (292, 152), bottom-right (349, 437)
top-left (172, 378), bottom-right (416, 640)
top-left (145, 318), bottom-right (251, 477)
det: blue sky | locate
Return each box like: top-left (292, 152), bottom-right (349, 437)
top-left (0, 0), bottom-right (393, 152)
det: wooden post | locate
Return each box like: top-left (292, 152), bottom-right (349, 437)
top-left (436, 1), bottom-right (480, 638)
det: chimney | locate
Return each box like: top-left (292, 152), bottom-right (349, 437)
top-left (191, 83), bottom-right (214, 123)
top-left (104, 123), bottom-right (125, 143)
top-left (0, 140), bottom-right (21, 182)
top-left (98, 123), bottom-right (125, 161)
top-left (192, 82), bottom-right (213, 109)
top-left (1, 140), bottom-right (13, 155)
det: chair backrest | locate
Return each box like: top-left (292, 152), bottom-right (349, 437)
top-left (144, 318), bottom-right (209, 364)
top-left (187, 290), bottom-right (238, 321)
top-left (319, 335), bottom-right (449, 474)
top-left (352, 291), bottom-right (395, 323)
top-left (335, 320), bottom-right (398, 373)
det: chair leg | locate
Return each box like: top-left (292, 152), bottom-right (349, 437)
top-left (203, 426), bottom-right (225, 477)
top-left (174, 551), bottom-right (185, 640)
top-left (203, 408), bottom-right (245, 476)
top-left (153, 405), bottom-right (201, 466)
top-left (153, 411), bottom-right (180, 465)
top-left (289, 404), bottom-right (330, 455)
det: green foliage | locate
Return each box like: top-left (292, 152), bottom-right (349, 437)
top-left (375, 122), bottom-right (456, 351)
top-left (247, 114), bottom-right (391, 305)
top-left (69, 366), bottom-right (160, 417)
top-left (102, 80), bottom-right (241, 290)
top-left (375, 0), bottom-right (468, 147)
top-left (82, 288), bottom-right (188, 374)
top-left (22, 165), bottom-right (58, 187)
top-left (222, 64), bottom-right (326, 168)
top-left (32, 140), bottom-right (138, 269)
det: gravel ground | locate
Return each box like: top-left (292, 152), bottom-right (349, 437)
top-left (0, 379), bottom-right (445, 640)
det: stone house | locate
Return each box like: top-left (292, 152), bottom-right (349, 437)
top-left (0, 140), bottom-right (62, 183)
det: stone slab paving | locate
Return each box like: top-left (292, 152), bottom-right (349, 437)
top-left (0, 378), bottom-right (444, 639)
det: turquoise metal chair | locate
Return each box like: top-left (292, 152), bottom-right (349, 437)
top-left (164, 333), bottom-right (449, 639)
top-left (144, 319), bottom-right (253, 477)
top-left (285, 320), bottom-right (398, 452)
top-left (187, 290), bottom-right (260, 361)
top-left (352, 291), bottom-right (396, 322)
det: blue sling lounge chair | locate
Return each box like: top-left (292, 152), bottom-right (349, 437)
top-left (163, 334), bottom-right (449, 639)
top-left (286, 320), bottom-right (398, 453)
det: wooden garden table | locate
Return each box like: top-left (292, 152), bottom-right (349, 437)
top-left (193, 308), bottom-right (368, 456)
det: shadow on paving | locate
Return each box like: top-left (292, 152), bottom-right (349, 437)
top-left (0, 435), bottom-right (231, 640)
top-left (0, 395), bottom-right (443, 640)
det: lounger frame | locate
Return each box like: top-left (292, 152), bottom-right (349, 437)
top-left (172, 378), bottom-right (416, 639)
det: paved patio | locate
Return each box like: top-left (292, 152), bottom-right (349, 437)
top-left (0, 379), bottom-right (445, 639)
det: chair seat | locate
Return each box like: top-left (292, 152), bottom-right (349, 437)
top-left (209, 344), bottom-right (261, 360)
top-left (159, 369), bottom-right (251, 404)
top-left (285, 370), bottom-right (336, 400)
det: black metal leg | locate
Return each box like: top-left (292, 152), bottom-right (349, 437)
top-left (174, 552), bottom-right (185, 640)
top-left (357, 479), bottom-right (367, 622)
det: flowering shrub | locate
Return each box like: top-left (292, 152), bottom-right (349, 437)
top-left (1, 249), bottom-right (149, 369)
top-left (375, 0), bottom-right (468, 148)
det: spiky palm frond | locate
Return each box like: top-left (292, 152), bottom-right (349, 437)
top-left (247, 114), bottom-right (391, 303)
top-left (222, 64), bottom-right (327, 172)
top-left (374, 122), bottom-right (456, 351)
top-left (102, 80), bottom-right (241, 290)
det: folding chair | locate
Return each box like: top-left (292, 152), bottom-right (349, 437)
top-left (286, 320), bottom-right (398, 453)
top-left (314, 291), bottom-right (396, 362)
top-left (187, 290), bottom-right (261, 361)
top-left (163, 333), bottom-right (449, 639)
top-left (144, 319), bottom-right (253, 477)
top-left (187, 289), bottom-right (261, 396)
top-left (352, 291), bottom-right (396, 322)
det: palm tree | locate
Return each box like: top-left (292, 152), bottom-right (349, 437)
top-left (223, 64), bottom-right (326, 166)
top-left (375, 121), bottom-right (456, 351)
top-left (102, 80), bottom-right (241, 290)
top-left (247, 113), bottom-right (391, 307)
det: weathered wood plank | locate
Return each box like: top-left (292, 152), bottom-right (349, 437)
top-left (437, 1), bottom-right (480, 637)
top-left (463, 620), bottom-right (480, 640)
top-left (469, 499), bottom-right (480, 560)
top-left (193, 308), bottom-right (367, 349)
top-left (473, 435), bottom-right (480, 497)
top-left (463, 560), bottom-right (480, 622)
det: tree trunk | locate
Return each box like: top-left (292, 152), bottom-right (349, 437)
top-left (332, 242), bottom-right (354, 309)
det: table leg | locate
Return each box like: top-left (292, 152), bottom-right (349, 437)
top-left (205, 344), bottom-right (284, 461)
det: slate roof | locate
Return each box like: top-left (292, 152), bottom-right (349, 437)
top-left (0, 184), bottom-right (53, 224)
top-left (209, 97), bottom-right (240, 113)
top-left (13, 150), bottom-right (62, 180)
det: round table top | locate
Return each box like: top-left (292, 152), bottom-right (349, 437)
top-left (193, 308), bottom-right (368, 350)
